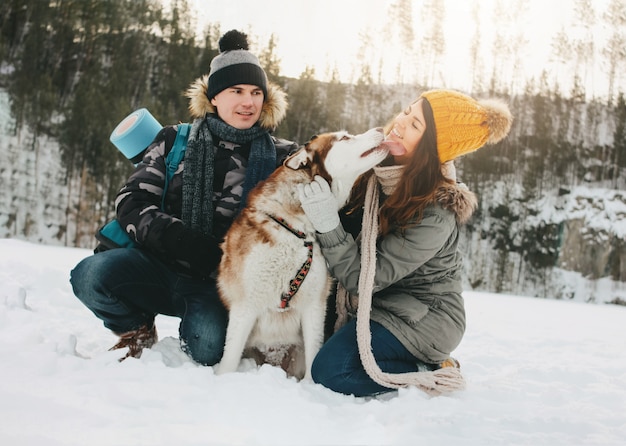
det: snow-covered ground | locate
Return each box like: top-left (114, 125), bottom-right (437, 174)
top-left (1, 238), bottom-right (625, 446)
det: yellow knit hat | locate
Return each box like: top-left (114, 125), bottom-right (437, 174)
top-left (420, 89), bottom-right (513, 163)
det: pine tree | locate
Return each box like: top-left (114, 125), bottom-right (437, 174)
top-left (421, 0), bottom-right (445, 87)
top-left (320, 69), bottom-right (347, 132)
top-left (606, 93), bottom-right (626, 190)
top-left (468, 0), bottom-right (484, 94)
top-left (283, 67), bottom-right (321, 144)
top-left (258, 33), bottom-right (282, 84)
top-left (602, 0), bottom-right (626, 105)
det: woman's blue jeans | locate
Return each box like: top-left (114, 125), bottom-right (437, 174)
top-left (312, 319), bottom-right (428, 397)
top-left (70, 248), bottom-right (227, 366)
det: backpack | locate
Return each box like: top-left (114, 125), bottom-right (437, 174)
top-left (94, 123), bottom-right (191, 252)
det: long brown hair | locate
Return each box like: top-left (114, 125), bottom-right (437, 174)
top-left (345, 98), bottom-right (450, 236)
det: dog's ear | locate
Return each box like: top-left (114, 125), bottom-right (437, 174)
top-left (284, 147), bottom-right (310, 170)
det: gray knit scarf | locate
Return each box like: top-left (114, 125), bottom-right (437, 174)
top-left (181, 114), bottom-right (276, 237)
top-left (334, 165), bottom-right (403, 330)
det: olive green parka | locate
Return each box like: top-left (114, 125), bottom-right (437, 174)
top-left (317, 181), bottom-right (477, 364)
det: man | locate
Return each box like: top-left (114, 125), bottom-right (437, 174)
top-left (70, 30), bottom-right (296, 365)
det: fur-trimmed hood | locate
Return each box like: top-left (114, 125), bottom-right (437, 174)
top-left (435, 182), bottom-right (478, 225)
top-left (185, 75), bottom-right (288, 131)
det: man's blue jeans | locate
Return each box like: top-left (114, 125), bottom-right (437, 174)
top-left (312, 319), bottom-right (430, 397)
top-left (70, 248), bottom-right (227, 366)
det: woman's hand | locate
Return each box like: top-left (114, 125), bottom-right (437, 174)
top-left (297, 175), bottom-right (340, 233)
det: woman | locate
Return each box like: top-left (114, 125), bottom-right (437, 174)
top-left (299, 89), bottom-right (512, 396)
top-left (70, 30), bottom-right (296, 365)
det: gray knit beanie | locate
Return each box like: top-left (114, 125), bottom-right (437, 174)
top-left (207, 30), bottom-right (268, 100)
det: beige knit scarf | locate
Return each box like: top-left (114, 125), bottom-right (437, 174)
top-left (335, 165), bottom-right (466, 396)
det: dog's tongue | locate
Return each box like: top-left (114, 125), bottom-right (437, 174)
top-left (378, 140), bottom-right (406, 156)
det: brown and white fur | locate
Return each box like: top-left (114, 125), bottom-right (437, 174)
top-left (216, 127), bottom-right (393, 380)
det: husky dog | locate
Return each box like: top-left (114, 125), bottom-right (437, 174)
top-left (217, 128), bottom-right (398, 379)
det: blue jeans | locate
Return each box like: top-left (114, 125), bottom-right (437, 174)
top-left (70, 248), bottom-right (227, 365)
top-left (312, 319), bottom-right (430, 397)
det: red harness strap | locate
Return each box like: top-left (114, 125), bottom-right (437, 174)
top-left (268, 215), bottom-right (314, 310)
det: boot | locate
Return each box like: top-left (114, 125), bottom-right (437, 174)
top-left (109, 324), bottom-right (158, 362)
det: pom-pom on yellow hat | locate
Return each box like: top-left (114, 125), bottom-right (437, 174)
top-left (420, 89), bottom-right (513, 163)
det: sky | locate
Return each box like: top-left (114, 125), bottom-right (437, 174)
top-left (186, 0), bottom-right (617, 97)
top-left (1, 238), bottom-right (625, 445)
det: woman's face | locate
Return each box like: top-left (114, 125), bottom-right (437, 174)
top-left (386, 98), bottom-right (427, 165)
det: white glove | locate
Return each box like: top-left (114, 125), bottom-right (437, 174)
top-left (297, 175), bottom-right (340, 233)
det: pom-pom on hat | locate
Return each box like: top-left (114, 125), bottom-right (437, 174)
top-left (420, 89), bottom-right (513, 163)
top-left (207, 30), bottom-right (268, 100)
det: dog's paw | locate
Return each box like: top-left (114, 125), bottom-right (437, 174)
top-left (215, 363), bottom-right (230, 375)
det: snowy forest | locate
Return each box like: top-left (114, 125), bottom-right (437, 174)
top-left (1, 0), bottom-right (626, 304)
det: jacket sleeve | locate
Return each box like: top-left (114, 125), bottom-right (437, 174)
top-left (115, 126), bottom-right (181, 252)
top-left (316, 208), bottom-right (457, 295)
top-left (273, 137), bottom-right (299, 166)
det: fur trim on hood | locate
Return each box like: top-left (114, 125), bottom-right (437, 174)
top-left (435, 182), bottom-right (478, 225)
top-left (185, 75), bottom-right (288, 131)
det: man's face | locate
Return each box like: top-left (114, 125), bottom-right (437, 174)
top-left (210, 84), bottom-right (264, 129)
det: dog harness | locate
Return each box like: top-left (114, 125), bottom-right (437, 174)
top-left (268, 214), bottom-right (313, 311)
